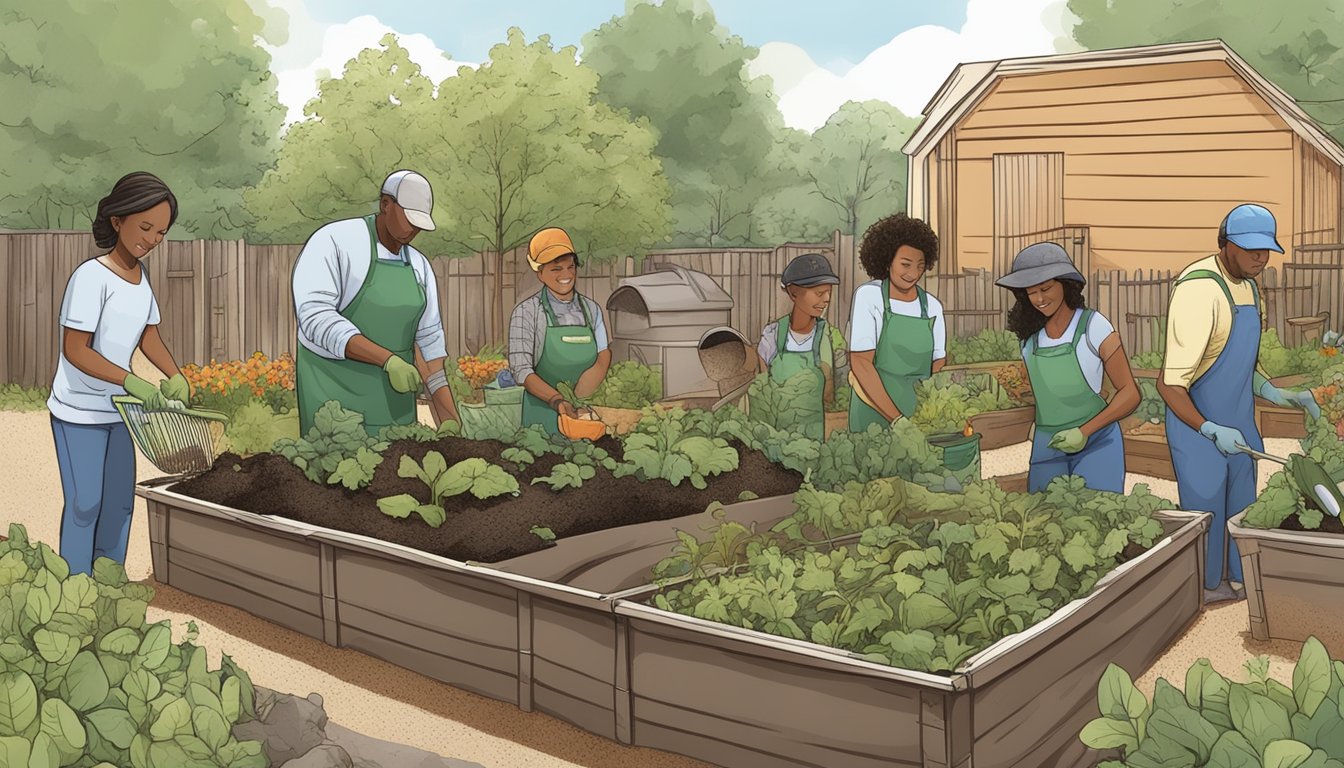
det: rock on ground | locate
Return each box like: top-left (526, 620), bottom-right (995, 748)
top-left (239, 686), bottom-right (487, 768)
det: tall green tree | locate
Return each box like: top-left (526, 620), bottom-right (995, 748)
top-left (1067, 0), bottom-right (1344, 145)
top-left (805, 101), bottom-right (918, 239)
top-left (427, 28), bottom-right (671, 340)
top-left (582, 0), bottom-right (789, 246)
top-left (0, 0), bottom-right (284, 236)
top-left (244, 35), bottom-right (442, 247)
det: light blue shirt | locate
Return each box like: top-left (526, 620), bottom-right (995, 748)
top-left (291, 218), bottom-right (447, 361)
top-left (48, 259), bottom-right (161, 424)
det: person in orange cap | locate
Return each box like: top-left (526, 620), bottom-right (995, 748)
top-left (507, 227), bottom-right (611, 436)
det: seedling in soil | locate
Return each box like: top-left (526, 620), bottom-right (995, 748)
top-left (377, 452), bottom-right (519, 528)
top-left (530, 526), bottom-right (557, 543)
top-left (532, 462), bottom-right (594, 491)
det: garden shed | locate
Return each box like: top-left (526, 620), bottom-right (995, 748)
top-left (904, 40), bottom-right (1344, 276)
top-left (605, 264), bottom-right (735, 398)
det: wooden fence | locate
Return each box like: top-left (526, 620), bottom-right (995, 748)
top-left (3, 226), bottom-right (1341, 388)
top-left (0, 230), bottom-right (849, 388)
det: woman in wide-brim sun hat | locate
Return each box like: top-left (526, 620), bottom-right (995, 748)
top-left (995, 241), bottom-right (1140, 494)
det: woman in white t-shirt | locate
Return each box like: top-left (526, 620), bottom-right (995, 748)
top-left (995, 242), bottom-right (1141, 493)
top-left (47, 172), bottom-right (191, 576)
top-left (847, 213), bottom-right (946, 432)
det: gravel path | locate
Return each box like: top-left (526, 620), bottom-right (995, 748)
top-left (0, 373), bottom-right (1316, 762)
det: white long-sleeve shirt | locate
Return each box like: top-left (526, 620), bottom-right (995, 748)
top-left (292, 218), bottom-right (447, 361)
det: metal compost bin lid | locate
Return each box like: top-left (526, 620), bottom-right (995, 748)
top-left (698, 326), bottom-right (756, 396)
top-left (606, 264), bottom-right (734, 317)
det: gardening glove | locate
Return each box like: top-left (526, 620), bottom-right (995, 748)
top-left (383, 355), bottom-right (422, 394)
top-left (1048, 427), bottom-right (1087, 454)
top-left (1199, 421), bottom-right (1249, 457)
top-left (1258, 379), bottom-right (1322, 420)
top-left (124, 374), bottom-right (168, 410)
top-left (160, 373), bottom-right (191, 404)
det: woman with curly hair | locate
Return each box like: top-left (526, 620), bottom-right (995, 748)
top-left (996, 242), bottom-right (1139, 493)
top-left (846, 213), bottom-right (946, 432)
top-left (47, 172), bottom-right (190, 575)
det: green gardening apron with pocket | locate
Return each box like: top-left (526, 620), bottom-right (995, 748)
top-left (765, 316), bottom-right (828, 442)
top-left (296, 216), bottom-right (426, 436)
top-left (520, 289), bottom-right (599, 436)
top-left (849, 281), bottom-right (936, 432)
top-left (1024, 308), bottom-right (1108, 435)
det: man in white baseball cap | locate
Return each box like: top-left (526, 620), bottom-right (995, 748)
top-left (291, 170), bottom-right (459, 436)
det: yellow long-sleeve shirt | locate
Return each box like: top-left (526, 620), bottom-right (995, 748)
top-left (1162, 254), bottom-right (1270, 389)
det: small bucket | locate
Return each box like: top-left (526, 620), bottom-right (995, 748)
top-left (928, 432), bottom-right (982, 485)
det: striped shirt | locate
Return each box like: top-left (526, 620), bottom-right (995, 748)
top-left (507, 288), bottom-right (609, 383)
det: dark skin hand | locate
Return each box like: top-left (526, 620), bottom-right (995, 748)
top-left (1158, 241), bottom-right (1271, 432)
top-left (67, 202), bottom-right (184, 388)
top-left (1025, 279), bottom-right (1140, 437)
top-left (850, 245), bottom-right (945, 421)
top-left (756, 283), bottom-right (838, 403)
top-left (521, 254), bottom-right (611, 418)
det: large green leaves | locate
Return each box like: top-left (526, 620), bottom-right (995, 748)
top-left (0, 672), bottom-right (38, 737)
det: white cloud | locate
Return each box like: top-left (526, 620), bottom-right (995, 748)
top-left (750, 0), bottom-right (1079, 132)
top-left (248, 0), bottom-right (475, 125)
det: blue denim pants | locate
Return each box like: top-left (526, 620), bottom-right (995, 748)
top-left (51, 416), bottom-right (136, 575)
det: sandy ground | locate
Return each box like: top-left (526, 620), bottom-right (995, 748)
top-left (2, 375), bottom-right (1317, 766)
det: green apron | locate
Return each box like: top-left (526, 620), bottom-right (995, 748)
top-left (849, 281), bottom-right (936, 432)
top-left (296, 215), bottom-right (426, 436)
top-left (520, 288), bottom-right (599, 436)
top-left (766, 316), bottom-right (828, 442)
top-left (1024, 308), bottom-right (1107, 432)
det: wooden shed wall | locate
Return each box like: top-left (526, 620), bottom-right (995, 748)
top-left (941, 59), bottom-right (1335, 273)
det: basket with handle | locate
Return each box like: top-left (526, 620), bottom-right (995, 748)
top-left (112, 395), bottom-right (230, 481)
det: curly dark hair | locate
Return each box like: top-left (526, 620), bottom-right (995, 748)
top-left (1006, 279), bottom-right (1089, 343)
top-left (859, 213), bottom-right (939, 281)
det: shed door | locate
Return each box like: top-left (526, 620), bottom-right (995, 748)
top-left (993, 153), bottom-right (1065, 276)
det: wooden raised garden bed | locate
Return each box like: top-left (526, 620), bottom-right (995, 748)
top-left (138, 481), bottom-right (797, 744)
top-left (1228, 510), bottom-right (1344, 653)
top-left (611, 510), bottom-right (1209, 768)
top-left (1123, 432), bottom-right (1175, 481)
top-left (969, 406), bottom-right (1034, 450)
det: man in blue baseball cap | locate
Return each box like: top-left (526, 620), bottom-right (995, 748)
top-left (1158, 204), bottom-right (1321, 604)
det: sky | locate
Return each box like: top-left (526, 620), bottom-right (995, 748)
top-left (251, 0), bottom-right (1082, 131)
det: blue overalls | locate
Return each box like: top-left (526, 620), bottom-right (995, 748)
top-left (1165, 269), bottom-right (1263, 590)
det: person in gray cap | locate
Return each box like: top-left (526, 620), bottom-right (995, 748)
top-left (996, 242), bottom-right (1140, 494)
top-left (753, 253), bottom-right (849, 441)
top-left (291, 170), bottom-right (459, 436)
top-left (1158, 204), bottom-right (1319, 604)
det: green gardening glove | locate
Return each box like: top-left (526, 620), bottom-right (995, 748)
top-left (124, 374), bottom-right (168, 410)
top-left (1048, 427), bottom-right (1087, 454)
top-left (383, 355), bottom-right (423, 394)
top-left (160, 373), bottom-right (191, 404)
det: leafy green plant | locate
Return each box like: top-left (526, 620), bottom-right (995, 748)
top-left (1081, 636), bottom-right (1344, 768)
top-left (0, 384), bottom-right (49, 412)
top-left (500, 448), bottom-right (536, 470)
top-left (590, 361), bottom-right (662, 409)
top-left (532, 462), bottom-right (595, 491)
top-left (616, 412), bottom-right (740, 489)
top-left (377, 453), bottom-right (519, 527)
top-left (376, 423), bottom-right (439, 443)
top-left (220, 399), bottom-right (297, 456)
top-left (746, 370), bottom-right (825, 441)
top-left (948, 329), bottom-right (1020, 365)
top-left (652, 475), bottom-right (1170, 673)
top-left (1131, 350), bottom-right (1164, 370)
top-left (0, 523), bottom-right (266, 768)
top-left (272, 401), bottom-right (388, 487)
top-left (911, 379), bottom-right (1010, 435)
top-left (328, 447), bottom-right (382, 491)
top-left (1244, 418), bottom-right (1344, 530)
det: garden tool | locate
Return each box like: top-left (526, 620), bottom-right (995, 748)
top-left (113, 395), bottom-right (230, 484)
top-left (1237, 444), bottom-right (1344, 518)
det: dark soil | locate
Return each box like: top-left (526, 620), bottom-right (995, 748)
top-left (174, 436), bottom-right (802, 562)
top-left (1278, 512), bottom-right (1344, 534)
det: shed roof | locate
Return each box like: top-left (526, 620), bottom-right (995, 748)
top-left (606, 264), bottom-right (734, 315)
top-left (904, 40), bottom-right (1344, 167)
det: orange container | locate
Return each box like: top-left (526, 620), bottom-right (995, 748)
top-left (559, 412), bottom-right (606, 441)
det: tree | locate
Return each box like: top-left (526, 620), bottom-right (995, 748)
top-left (805, 101), bottom-right (918, 239)
top-left (243, 35), bottom-right (441, 246)
top-left (426, 28), bottom-right (671, 340)
top-left (582, 0), bottom-right (790, 246)
top-left (1066, 0), bottom-right (1344, 145)
top-left (0, 0), bottom-right (283, 237)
